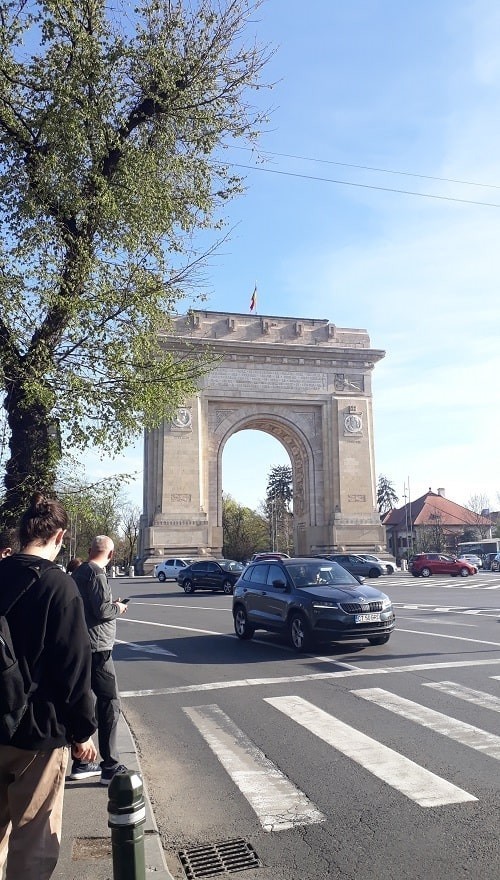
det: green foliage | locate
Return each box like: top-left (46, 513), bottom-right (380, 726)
top-left (58, 473), bottom-right (126, 563)
top-left (265, 464), bottom-right (293, 554)
top-left (0, 0), bottom-right (271, 520)
top-left (222, 494), bottom-right (268, 561)
top-left (266, 465), bottom-right (293, 508)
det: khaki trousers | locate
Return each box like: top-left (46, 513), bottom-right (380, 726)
top-left (0, 744), bottom-right (68, 880)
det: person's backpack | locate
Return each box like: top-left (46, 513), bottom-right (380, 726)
top-left (0, 565), bottom-right (43, 740)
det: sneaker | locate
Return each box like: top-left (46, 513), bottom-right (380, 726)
top-left (69, 760), bottom-right (102, 780)
top-left (100, 763), bottom-right (128, 786)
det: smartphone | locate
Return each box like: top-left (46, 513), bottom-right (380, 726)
top-left (121, 598), bottom-right (130, 604)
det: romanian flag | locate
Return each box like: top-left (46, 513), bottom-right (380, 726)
top-left (249, 284), bottom-right (257, 312)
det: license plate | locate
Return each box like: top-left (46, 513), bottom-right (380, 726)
top-left (355, 612), bottom-right (381, 623)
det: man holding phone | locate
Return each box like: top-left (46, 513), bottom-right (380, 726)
top-left (70, 535), bottom-right (128, 785)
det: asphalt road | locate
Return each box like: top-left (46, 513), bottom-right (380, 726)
top-left (112, 570), bottom-right (500, 880)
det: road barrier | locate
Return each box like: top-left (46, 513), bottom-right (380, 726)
top-left (108, 770), bottom-right (146, 880)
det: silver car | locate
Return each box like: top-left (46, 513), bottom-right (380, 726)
top-left (358, 553), bottom-right (396, 575)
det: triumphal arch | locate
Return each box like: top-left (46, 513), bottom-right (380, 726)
top-left (140, 309), bottom-right (386, 567)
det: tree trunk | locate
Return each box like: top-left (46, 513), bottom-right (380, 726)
top-left (0, 386), bottom-right (60, 526)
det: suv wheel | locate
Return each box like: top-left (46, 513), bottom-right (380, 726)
top-left (157, 571), bottom-right (166, 582)
top-left (368, 568), bottom-right (381, 578)
top-left (183, 580), bottom-right (195, 594)
top-left (460, 567), bottom-right (470, 577)
top-left (222, 579), bottom-right (233, 595)
top-left (288, 613), bottom-right (312, 652)
top-left (368, 635), bottom-right (390, 646)
top-left (233, 606), bottom-right (254, 640)
top-left (386, 565), bottom-right (394, 574)
top-left (421, 567), bottom-right (431, 578)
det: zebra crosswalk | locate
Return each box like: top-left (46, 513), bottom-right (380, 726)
top-left (390, 573), bottom-right (500, 588)
top-left (184, 677), bottom-right (500, 830)
top-left (183, 704), bottom-right (325, 831)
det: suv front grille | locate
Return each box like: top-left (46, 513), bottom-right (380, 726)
top-left (339, 601), bottom-right (383, 614)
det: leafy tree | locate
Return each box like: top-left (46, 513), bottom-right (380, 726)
top-left (0, 0), bottom-right (270, 523)
top-left (222, 494), bottom-right (267, 561)
top-left (116, 503), bottom-right (142, 569)
top-left (377, 475), bottom-right (399, 515)
top-left (265, 464), bottom-right (293, 554)
top-left (460, 527), bottom-right (482, 544)
top-left (58, 476), bottom-right (124, 563)
top-left (415, 510), bottom-right (446, 554)
top-left (465, 494), bottom-right (492, 539)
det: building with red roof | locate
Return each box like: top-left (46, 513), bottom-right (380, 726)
top-left (382, 488), bottom-right (493, 560)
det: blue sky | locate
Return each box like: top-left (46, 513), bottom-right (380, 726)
top-left (87, 0), bottom-right (500, 515)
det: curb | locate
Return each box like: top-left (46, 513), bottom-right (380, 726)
top-left (117, 713), bottom-right (175, 879)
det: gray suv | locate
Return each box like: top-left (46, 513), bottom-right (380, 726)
top-left (232, 557), bottom-right (395, 652)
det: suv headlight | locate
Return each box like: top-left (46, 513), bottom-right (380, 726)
top-left (381, 597), bottom-right (392, 610)
top-left (312, 601), bottom-right (338, 610)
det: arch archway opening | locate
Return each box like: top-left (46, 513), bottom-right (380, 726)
top-left (222, 429), bottom-right (291, 512)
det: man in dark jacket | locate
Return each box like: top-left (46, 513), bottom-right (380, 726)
top-left (0, 493), bottom-right (97, 880)
top-left (71, 535), bottom-right (128, 784)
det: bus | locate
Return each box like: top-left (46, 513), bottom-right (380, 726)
top-left (457, 539), bottom-right (500, 555)
top-left (456, 539), bottom-right (500, 564)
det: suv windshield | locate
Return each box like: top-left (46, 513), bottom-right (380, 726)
top-left (287, 561), bottom-right (359, 587)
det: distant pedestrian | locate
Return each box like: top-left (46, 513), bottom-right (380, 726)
top-left (66, 556), bottom-right (83, 574)
top-left (71, 535), bottom-right (128, 785)
top-left (0, 493), bottom-right (97, 880)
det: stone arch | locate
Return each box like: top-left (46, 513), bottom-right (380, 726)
top-left (140, 309), bottom-right (386, 568)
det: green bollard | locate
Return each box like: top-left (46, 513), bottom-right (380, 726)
top-left (108, 770), bottom-right (146, 880)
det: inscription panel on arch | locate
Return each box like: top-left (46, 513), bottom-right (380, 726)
top-left (206, 367), bottom-right (328, 393)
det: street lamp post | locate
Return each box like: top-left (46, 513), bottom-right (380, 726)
top-left (404, 479), bottom-right (413, 557)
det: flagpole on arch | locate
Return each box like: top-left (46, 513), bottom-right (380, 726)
top-left (249, 283), bottom-right (257, 313)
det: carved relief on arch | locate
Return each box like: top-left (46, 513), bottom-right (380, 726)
top-left (293, 454), bottom-right (307, 516)
top-left (214, 409), bottom-right (236, 430)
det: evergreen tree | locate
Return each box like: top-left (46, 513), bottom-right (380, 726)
top-left (377, 475), bottom-right (399, 515)
top-left (265, 464), bottom-right (293, 554)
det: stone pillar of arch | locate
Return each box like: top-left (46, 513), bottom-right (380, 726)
top-left (139, 310), bottom-right (386, 570)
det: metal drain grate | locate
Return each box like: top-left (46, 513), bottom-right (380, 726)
top-left (178, 838), bottom-right (261, 878)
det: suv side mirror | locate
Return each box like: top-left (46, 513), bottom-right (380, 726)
top-left (272, 579), bottom-right (288, 591)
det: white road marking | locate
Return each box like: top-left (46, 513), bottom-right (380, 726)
top-left (115, 639), bottom-right (176, 657)
top-left (184, 704), bottom-right (325, 831)
top-left (354, 687), bottom-right (500, 759)
top-left (398, 628), bottom-right (500, 647)
top-left (399, 617), bottom-right (476, 627)
top-left (128, 602), bottom-right (231, 612)
top-left (119, 617), bottom-right (222, 635)
top-left (120, 657), bottom-right (500, 698)
top-left (424, 681), bottom-right (500, 712)
top-left (265, 695), bottom-right (475, 807)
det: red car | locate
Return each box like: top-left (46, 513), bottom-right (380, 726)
top-left (410, 553), bottom-right (477, 578)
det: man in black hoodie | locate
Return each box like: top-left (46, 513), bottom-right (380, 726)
top-left (0, 494), bottom-right (97, 880)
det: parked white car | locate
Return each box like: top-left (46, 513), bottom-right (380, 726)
top-left (358, 553), bottom-right (396, 575)
top-left (458, 553), bottom-right (483, 569)
top-left (154, 557), bottom-right (193, 582)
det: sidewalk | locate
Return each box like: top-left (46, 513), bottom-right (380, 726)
top-left (54, 715), bottom-right (175, 880)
